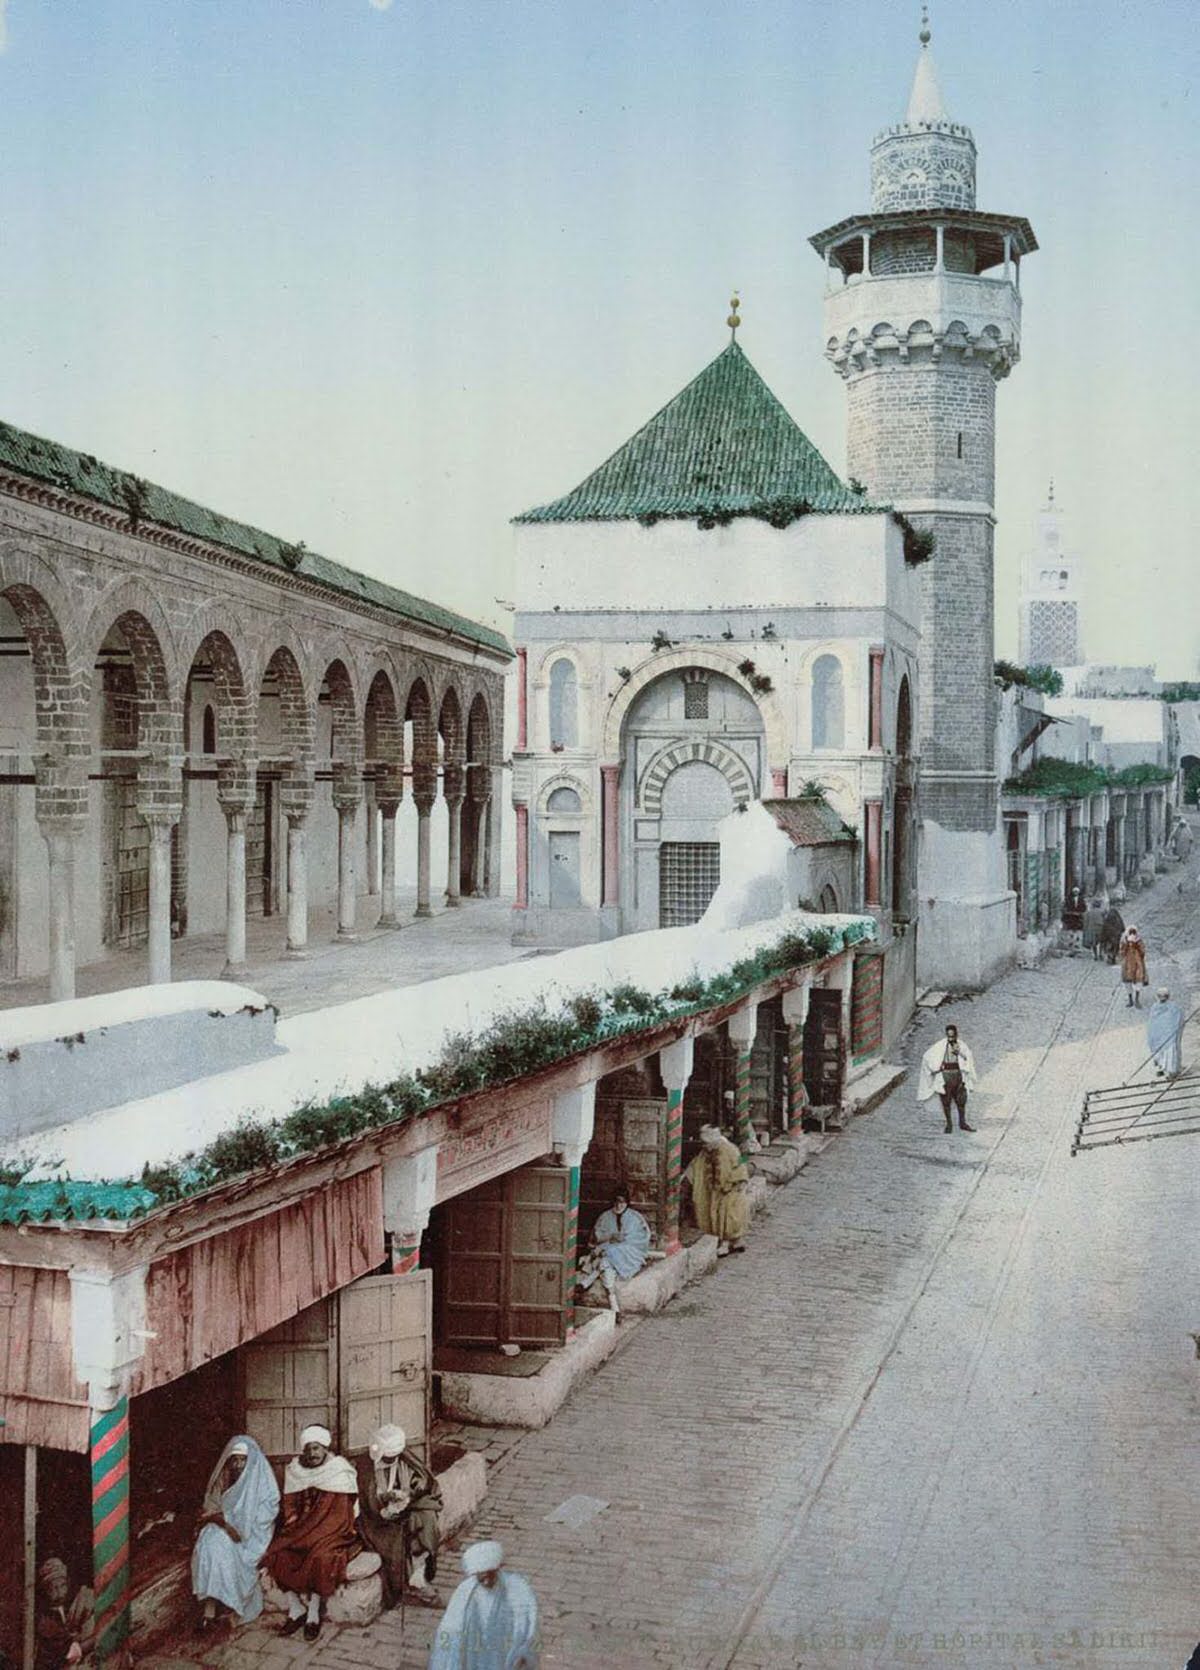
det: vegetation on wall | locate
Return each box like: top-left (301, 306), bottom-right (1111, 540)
top-left (994, 660), bottom-right (1064, 696)
top-left (1161, 683), bottom-right (1200, 704)
top-left (1003, 758), bottom-right (1174, 798)
top-left (892, 512), bottom-right (935, 565)
top-left (0, 919), bottom-right (873, 1221)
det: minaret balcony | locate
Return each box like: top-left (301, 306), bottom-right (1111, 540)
top-left (822, 269), bottom-right (1022, 379)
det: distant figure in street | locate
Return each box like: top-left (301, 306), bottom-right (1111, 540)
top-left (192, 1435), bottom-right (279, 1629)
top-left (576, 1189), bottom-right (651, 1318)
top-left (1172, 819), bottom-right (1193, 860)
top-left (354, 1423), bottom-right (442, 1610)
top-left (1118, 926), bottom-right (1149, 1005)
top-left (684, 1124), bottom-right (750, 1256)
top-left (34, 1558), bottom-right (93, 1670)
top-left (428, 1540), bottom-right (539, 1670)
top-left (1099, 906), bottom-right (1125, 965)
top-left (263, 1425), bottom-right (361, 1641)
top-left (918, 1023), bottom-right (978, 1133)
top-left (1147, 987), bottom-right (1184, 1078)
top-left (1082, 897), bottom-right (1105, 959)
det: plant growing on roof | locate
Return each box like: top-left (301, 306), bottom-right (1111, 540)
top-left (615, 667), bottom-right (632, 683)
top-left (892, 512), bottom-right (935, 565)
top-left (737, 658), bottom-right (756, 677)
top-left (278, 539), bottom-right (307, 572)
top-left (749, 673), bottom-right (774, 695)
top-left (120, 474), bottom-right (149, 531)
top-left (760, 622), bottom-right (777, 641)
top-left (650, 630), bottom-right (674, 652)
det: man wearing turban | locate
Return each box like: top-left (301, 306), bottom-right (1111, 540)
top-left (428, 1541), bottom-right (539, 1669)
top-left (34, 1559), bottom-right (93, 1670)
top-left (263, 1425), bottom-right (361, 1641)
top-left (683, 1124), bottom-right (750, 1255)
top-left (354, 1423), bottom-right (443, 1608)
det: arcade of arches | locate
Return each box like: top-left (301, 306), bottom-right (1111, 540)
top-left (0, 542), bottom-right (506, 1003)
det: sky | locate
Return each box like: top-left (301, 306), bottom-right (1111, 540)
top-left (0, 0), bottom-right (1197, 673)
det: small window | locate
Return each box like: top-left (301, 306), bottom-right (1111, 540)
top-left (812, 655), bottom-right (845, 750)
top-left (547, 786), bottom-right (581, 815)
top-left (683, 677), bottom-right (709, 720)
top-left (202, 704), bottom-right (217, 754)
top-left (956, 431), bottom-right (963, 459)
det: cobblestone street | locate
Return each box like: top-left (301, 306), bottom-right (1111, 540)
top-left (146, 865), bottom-right (1200, 1670)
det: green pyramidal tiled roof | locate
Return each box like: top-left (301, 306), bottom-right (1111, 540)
top-left (515, 340), bottom-right (878, 524)
top-left (0, 419), bottom-right (510, 657)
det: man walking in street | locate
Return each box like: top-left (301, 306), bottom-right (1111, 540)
top-left (918, 1023), bottom-right (978, 1133)
top-left (428, 1540), bottom-right (539, 1669)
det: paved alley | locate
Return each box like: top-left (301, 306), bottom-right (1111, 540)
top-left (147, 866), bottom-right (1200, 1670)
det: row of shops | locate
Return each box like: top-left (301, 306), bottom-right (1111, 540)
top-left (0, 913), bottom-right (880, 1663)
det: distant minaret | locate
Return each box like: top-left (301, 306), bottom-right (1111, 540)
top-left (810, 8), bottom-right (1038, 989)
top-left (1018, 483), bottom-right (1083, 668)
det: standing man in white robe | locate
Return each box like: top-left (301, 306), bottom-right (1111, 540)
top-left (192, 1436), bottom-right (279, 1630)
top-left (1147, 987), bottom-right (1185, 1077)
top-left (428, 1540), bottom-right (539, 1669)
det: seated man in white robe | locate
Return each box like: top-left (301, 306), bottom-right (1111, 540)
top-left (428, 1540), bottom-right (538, 1670)
top-left (192, 1436), bottom-right (280, 1631)
top-left (576, 1190), bottom-right (651, 1318)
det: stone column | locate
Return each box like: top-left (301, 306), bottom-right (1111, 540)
top-left (334, 789), bottom-right (361, 938)
top-left (864, 799), bottom-right (883, 908)
top-left (414, 792), bottom-right (435, 918)
top-left (659, 1035), bottom-right (694, 1253)
top-left (38, 821), bottom-right (82, 1003)
top-left (366, 791), bottom-right (380, 897)
top-left (726, 1002), bottom-right (759, 1152)
top-left (223, 806), bottom-right (247, 969)
top-left (514, 803), bottom-right (529, 910)
top-left (144, 814), bottom-right (176, 985)
top-left (378, 798), bottom-right (400, 927)
top-left (553, 1084), bottom-right (597, 1272)
top-left (601, 763), bottom-right (620, 907)
top-left (285, 813), bottom-right (309, 951)
top-left (781, 983), bottom-right (812, 1140)
top-left (383, 1147), bottom-right (439, 1275)
top-left (445, 792), bottom-right (464, 907)
top-left (868, 647), bottom-right (884, 750)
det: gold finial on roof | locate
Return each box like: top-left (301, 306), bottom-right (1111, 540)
top-left (919, 3), bottom-right (931, 45)
top-left (727, 292), bottom-right (741, 339)
top-left (1048, 478), bottom-right (1056, 507)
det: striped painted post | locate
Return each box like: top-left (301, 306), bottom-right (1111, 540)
top-left (662, 1088), bottom-right (684, 1253)
top-left (734, 1046), bottom-right (755, 1150)
top-left (391, 1234), bottom-right (421, 1276)
top-left (787, 1023), bottom-right (809, 1137)
top-left (566, 1165), bottom-right (581, 1266)
top-left (91, 1398), bottom-right (131, 1663)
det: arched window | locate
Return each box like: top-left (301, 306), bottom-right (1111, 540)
top-left (548, 659), bottom-right (578, 748)
top-left (202, 704), bottom-right (217, 754)
top-left (547, 786), bottom-right (582, 815)
top-left (818, 883), bottom-right (840, 914)
top-left (896, 675), bottom-right (912, 757)
top-left (811, 656), bottom-right (845, 750)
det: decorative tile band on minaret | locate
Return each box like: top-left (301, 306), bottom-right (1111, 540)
top-left (809, 13), bottom-right (1038, 990)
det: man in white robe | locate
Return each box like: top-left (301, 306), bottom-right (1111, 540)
top-left (428, 1540), bottom-right (538, 1669)
top-left (1147, 987), bottom-right (1184, 1077)
top-left (917, 1024), bottom-right (978, 1133)
top-left (192, 1436), bottom-right (279, 1629)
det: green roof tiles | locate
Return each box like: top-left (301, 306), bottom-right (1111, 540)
top-left (0, 419), bottom-right (510, 657)
top-left (515, 341), bottom-right (878, 525)
top-left (0, 1180), bottom-right (159, 1225)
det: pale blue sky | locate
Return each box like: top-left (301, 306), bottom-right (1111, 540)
top-left (1, 1), bottom-right (1196, 671)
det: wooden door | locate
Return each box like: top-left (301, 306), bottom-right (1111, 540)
top-left (803, 989), bottom-right (845, 1109)
top-left (338, 1271), bottom-right (431, 1462)
top-left (581, 1098), bottom-right (667, 1245)
top-left (749, 999), bottom-right (787, 1140)
top-left (435, 1167), bottom-right (574, 1349)
top-left (549, 830), bottom-right (581, 908)
top-left (240, 1297), bottom-right (337, 1465)
top-left (246, 779), bottom-right (272, 918)
top-left (111, 779), bottom-right (149, 948)
top-left (681, 1029), bottom-right (733, 1169)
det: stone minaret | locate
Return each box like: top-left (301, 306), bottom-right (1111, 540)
top-left (810, 12), bottom-right (1037, 989)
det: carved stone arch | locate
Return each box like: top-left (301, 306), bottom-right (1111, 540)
top-left (246, 619), bottom-right (314, 700)
top-left (0, 543), bottom-right (90, 791)
top-left (465, 690), bottom-right (494, 804)
top-left (533, 642), bottom-right (585, 684)
top-left (81, 577), bottom-right (182, 694)
top-left (603, 647), bottom-right (787, 764)
top-left (638, 737), bottom-right (755, 815)
top-left (317, 654), bottom-right (362, 779)
top-left (257, 641), bottom-right (315, 789)
top-left (537, 771), bottom-right (592, 817)
top-left (438, 683), bottom-right (465, 801)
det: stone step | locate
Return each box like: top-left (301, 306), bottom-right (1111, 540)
top-left (845, 1060), bottom-right (908, 1118)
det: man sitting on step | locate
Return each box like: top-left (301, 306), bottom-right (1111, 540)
top-left (263, 1424), bottom-right (367, 1641)
top-left (576, 1189), bottom-right (651, 1318)
top-left (354, 1423), bottom-right (442, 1609)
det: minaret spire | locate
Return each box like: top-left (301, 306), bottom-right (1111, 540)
top-left (907, 4), bottom-right (948, 124)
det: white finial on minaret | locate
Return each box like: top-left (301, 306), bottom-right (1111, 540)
top-left (907, 5), bottom-right (948, 123)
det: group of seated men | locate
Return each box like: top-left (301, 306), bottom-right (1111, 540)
top-left (192, 1421), bottom-right (441, 1641)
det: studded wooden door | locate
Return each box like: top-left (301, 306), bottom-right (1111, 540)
top-left (434, 1165), bottom-right (573, 1349)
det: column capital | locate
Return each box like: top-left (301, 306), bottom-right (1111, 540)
top-left (333, 787), bottom-right (363, 814)
top-left (726, 1000), bottom-right (758, 1049)
top-left (377, 795), bottom-right (402, 819)
top-left (659, 1034), bottom-right (694, 1093)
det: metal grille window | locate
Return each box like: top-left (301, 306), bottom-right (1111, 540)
top-left (683, 678), bottom-right (709, 720)
top-left (659, 842), bottom-right (720, 927)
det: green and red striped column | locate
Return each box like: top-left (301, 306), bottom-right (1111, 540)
top-left (566, 1165), bottom-right (581, 1265)
top-left (662, 1087), bottom-right (685, 1253)
top-left (733, 1045), bottom-right (755, 1150)
top-left (391, 1235), bottom-right (421, 1276)
top-left (91, 1398), bottom-right (131, 1662)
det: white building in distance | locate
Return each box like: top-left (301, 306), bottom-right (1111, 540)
top-left (1018, 485), bottom-right (1082, 668)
